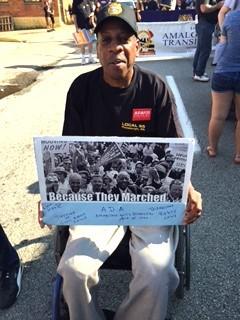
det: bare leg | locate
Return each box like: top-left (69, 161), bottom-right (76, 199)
top-left (80, 44), bottom-right (86, 56)
top-left (45, 16), bottom-right (50, 30)
top-left (80, 44), bottom-right (87, 64)
top-left (234, 94), bottom-right (240, 162)
top-left (50, 14), bottom-right (55, 30)
top-left (208, 90), bottom-right (234, 154)
top-left (88, 43), bottom-right (93, 55)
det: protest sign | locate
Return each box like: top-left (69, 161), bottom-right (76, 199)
top-left (34, 136), bottom-right (195, 226)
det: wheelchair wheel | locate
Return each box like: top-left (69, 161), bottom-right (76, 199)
top-left (185, 225), bottom-right (191, 290)
top-left (175, 225), bottom-right (190, 299)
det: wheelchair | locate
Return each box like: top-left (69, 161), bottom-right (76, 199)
top-left (52, 224), bottom-right (190, 320)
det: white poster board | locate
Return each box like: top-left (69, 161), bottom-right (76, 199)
top-left (137, 21), bottom-right (197, 59)
top-left (34, 136), bottom-right (195, 226)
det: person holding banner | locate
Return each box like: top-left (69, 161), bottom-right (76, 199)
top-left (54, 3), bottom-right (202, 320)
top-left (72, 0), bottom-right (97, 64)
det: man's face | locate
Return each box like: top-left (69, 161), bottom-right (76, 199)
top-left (91, 176), bottom-right (103, 192)
top-left (69, 176), bottom-right (81, 193)
top-left (79, 173), bottom-right (88, 187)
top-left (63, 160), bottom-right (72, 172)
top-left (97, 18), bottom-right (140, 87)
top-left (117, 172), bottom-right (130, 190)
top-left (58, 172), bottom-right (66, 183)
top-left (135, 164), bottom-right (143, 174)
top-left (170, 182), bottom-right (183, 200)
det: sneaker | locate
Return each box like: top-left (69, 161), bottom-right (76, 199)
top-left (192, 72), bottom-right (208, 78)
top-left (81, 57), bottom-right (87, 65)
top-left (88, 56), bottom-right (96, 64)
top-left (193, 74), bottom-right (210, 82)
top-left (0, 263), bottom-right (23, 309)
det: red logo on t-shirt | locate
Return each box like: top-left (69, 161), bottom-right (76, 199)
top-left (132, 108), bottom-right (152, 122)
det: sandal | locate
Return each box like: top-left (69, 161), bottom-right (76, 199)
top-left (234, 154), bottom-right (240, 164)
top-left (206, 146), bottom-right (217, 158)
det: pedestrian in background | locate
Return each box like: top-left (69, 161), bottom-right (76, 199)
top-left (72, 0), bottom-right (96, 64)
top-left (43, 0), bottom-right (55, 32)
top-left (0, 224), bottom-right (23, 309)
top-left (193, 0), bottom-right (223, 82)
top-left (207, 9), bottom-right (240, 163)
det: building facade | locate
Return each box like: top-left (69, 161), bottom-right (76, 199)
top-left (0, 0), bottom-right (73, 30)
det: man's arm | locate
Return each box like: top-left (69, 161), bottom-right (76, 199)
top-left (200, 0), bottom-right (224, 13)
top-left (72, 14), bottom-right (79, 32)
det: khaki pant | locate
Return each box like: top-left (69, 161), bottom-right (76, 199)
top-left (57, 225), bottom-right (179, 320)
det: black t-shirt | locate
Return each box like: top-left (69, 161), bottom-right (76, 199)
top-left (195, 0), bottom-right (221, 24)
top-left (63, 65), bottom-right (178, 138)
top-left (72, 0), bottom-right (94, 29)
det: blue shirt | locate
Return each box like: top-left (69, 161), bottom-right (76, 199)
top-left (215, 10), bottom-right (240, 73)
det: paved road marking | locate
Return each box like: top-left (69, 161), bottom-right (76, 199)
top-left (166, 75), bottom-right (201, 153)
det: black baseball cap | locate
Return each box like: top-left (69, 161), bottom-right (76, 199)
top-left (95, 2), bottom-right (138, 36)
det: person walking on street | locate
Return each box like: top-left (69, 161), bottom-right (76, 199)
top-left (51, 3), bottom-right (203, 320)
top-left (0, 224), bottom-right (23, 309)
top-left (43, 0), bottom-right (55, 32)
top-left (193, 0), bottom-right (224, 82)
top-left (72, 0), bottom-right (96, 64)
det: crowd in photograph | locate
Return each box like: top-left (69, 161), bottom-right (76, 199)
top-left (43, 142), bottom-right (185, 202)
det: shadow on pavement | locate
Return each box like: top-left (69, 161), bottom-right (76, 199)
top-left (27, 181), bottom-right (40, 194)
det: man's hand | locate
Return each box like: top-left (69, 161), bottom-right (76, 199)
top-left (183, 184), bottom-right (202, 224)
top-left (38, 201), bottom-right (52, 229)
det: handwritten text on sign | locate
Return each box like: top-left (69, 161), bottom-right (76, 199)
top-left (42, 202), bottom-right (185, 226)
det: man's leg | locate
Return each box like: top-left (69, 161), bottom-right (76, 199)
top-left (114, 226), bottom-right (179, 320)
top-left (193, 22), bottom-right (201, 76)
top-left (0, 225), bottom-right (23, 309)
top-left (57, 225), bottom-right (125, 320)
top-left (50, 14), bottom-right (55, 30)
top-left (194, 21), bottom-right (214, 77)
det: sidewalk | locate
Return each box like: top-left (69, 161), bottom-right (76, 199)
top-left (0, 25), bottom-right (79, 98)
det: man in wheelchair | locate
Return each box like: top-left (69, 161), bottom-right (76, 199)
top-left (42, 3), bottom-right (202, 320)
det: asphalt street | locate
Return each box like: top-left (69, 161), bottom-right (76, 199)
top-left (0, 27), bottom-right (240, 320)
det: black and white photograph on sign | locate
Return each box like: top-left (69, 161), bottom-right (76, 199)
top-left (34, 137), bottom-right (194, 205)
